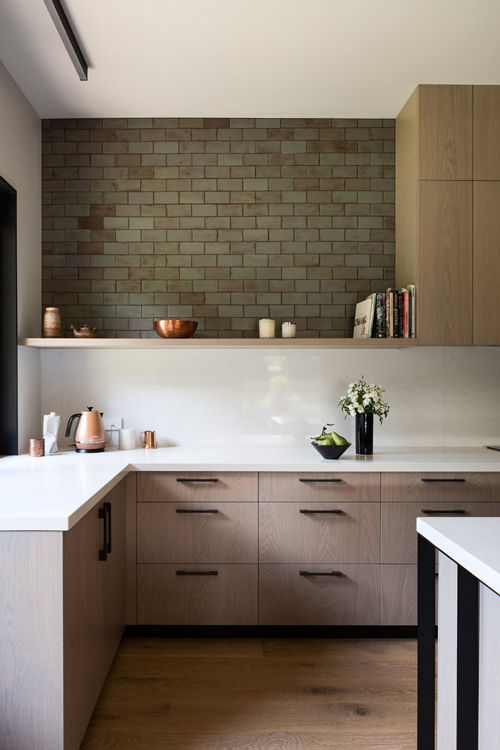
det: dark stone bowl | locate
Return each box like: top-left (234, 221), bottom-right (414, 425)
top-left (312, 442), bottom-right (351, 460)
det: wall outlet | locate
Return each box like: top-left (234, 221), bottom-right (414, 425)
top-left (102, 417), bottom-right (123, 432)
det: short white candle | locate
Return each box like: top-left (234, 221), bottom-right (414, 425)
top-left (259, 319), bottom-right (276, 338)
top-left (282, 322), bottom-right (296, 338)
top-left (119, 428), bottom-right (136, 450)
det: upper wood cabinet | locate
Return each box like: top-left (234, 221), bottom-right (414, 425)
top-left (396, 83), bottom-right (500, 345)
top-left (473, 86), bottom-right (500, 180)
top-left (418, 85), bottom-right (473, 180)
top-left (473, 182), bottom-right (500, 345)
top-left (418, 181), bottom-right (472, 345)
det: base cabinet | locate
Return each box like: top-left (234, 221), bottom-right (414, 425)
top-left (0, 480), bottom-right (127, 750)
top-left (259, 564), bottom-right (380, 626)
top-left (137, 564), bottom-right (258, 625)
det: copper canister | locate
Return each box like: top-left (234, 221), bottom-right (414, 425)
top-left (140, 431), bottom-right (157, 449)
top-left (29, 439), bottom-right (45, 457)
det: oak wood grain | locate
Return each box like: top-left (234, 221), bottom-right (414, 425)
top-left (0, 532), bottom-right (64, 750)
top-left (418, 180), bottom-right (472, 345)
top-left (473, 85), bottom-right (500, 180)
top-left (80, 638), bottom-right (417, 749)
top-left (125, 473), bottom-right (137, 625)
top-left (381, 501), bottom-right (500, 564)
top-left (101, 480), bottom-right (127, 679)
top-left (418, 84), bottom-right (473, 179)
top-left (396, 86), bottom-right (419, 290)
top-left (259, 502), bottom-right (380, 564)
top-left (381, 472), bottom-right (500, 503)
top-left (380, 565), bottom-right (417, 626)
top-left (473, 181), bottom-right (500, 344)
top-left (259, 564), bottom-right (380, 626)
top-left (138, 471), bottom-right (258, 503)
top-left (259, 472), bottom-right (381, 504)
top-left (137, 564), bottom-right (258, 625)
top-left (63, 502), bottom-right (105, 750)
top-left (137, 502), bottom-right (258, 564)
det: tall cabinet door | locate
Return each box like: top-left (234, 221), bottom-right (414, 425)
top-left (101, 480), bottom-right (127, 680)
top-left (63, 503), bottom-right (105, 750)
top-left (473, 182), bottom-right (500, 345)
top-left (418, 181), bottom-right (473, 345)
top-left (473, 86), bottom-right (500, 180)
top-left (418, 84), bottom-right (472, 180)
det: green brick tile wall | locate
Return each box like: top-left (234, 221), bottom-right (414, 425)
top-left (41, 118), bottom-right (395, 338)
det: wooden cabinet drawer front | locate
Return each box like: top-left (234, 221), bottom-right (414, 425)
top-left (138, 471), bottom-right (258, 503)
top-left (381, 473), bottom-right (500, 503)
top-left (137, 564), bottom-right (258, 625)
top-left (259, 502), bottom-right (380, 564)
top-left (382, 502), bottom-right (500, 564)
top-left (259, 564), bottom-right (379, 626)
top-left (137, 502), bottom-right (258, 564)
top-left (380, 565), bottom-right (418, 626)
top-left (259, 472), bottom-right (380, 503)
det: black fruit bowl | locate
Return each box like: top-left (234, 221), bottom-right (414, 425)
top-left (312, 442), bottom-right (351, 460)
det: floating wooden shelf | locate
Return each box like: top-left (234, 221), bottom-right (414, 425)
top-left (19, 337), bottom-right (419, 350)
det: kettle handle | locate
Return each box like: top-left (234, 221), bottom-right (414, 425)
top-left (65, 413), bottom-right (81, 440)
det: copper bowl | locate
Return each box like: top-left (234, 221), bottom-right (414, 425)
top-left (154, 320), bottom-right (198, 339)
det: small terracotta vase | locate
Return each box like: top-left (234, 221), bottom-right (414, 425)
top-left (43, 307), bottom-right (61, 338)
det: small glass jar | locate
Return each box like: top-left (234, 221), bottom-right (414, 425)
top-left (282, 321), bottom-right (296, 338)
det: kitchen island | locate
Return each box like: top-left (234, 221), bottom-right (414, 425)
top-left (417, 517), bottom-right (500, 750)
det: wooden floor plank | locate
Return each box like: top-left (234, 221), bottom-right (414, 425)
top-left (80, 638), bottom-right (417, 750)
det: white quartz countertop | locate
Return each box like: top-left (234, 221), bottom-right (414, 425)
top-left (417, 517), bottom-right (500, 596)
top-left (1, 445), bottom-right (500, 531)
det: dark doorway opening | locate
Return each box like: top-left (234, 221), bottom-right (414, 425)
top-left (0, 177), bottom-right (18, 455)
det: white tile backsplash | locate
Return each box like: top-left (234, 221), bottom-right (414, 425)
top-left (41, 347), bottom-right (500, 450)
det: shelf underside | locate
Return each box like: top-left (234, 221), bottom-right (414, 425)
top-left (19, 337), bottom-right (419, 350)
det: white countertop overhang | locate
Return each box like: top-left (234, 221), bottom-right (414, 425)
top-left (1, 446), bottom-right (500, 531)
top-left (417, 517), bottom-right (500, 596)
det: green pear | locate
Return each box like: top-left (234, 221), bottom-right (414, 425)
top-left (329, 431), bottom-right (348, 446)
top-left (314, 436), bottom-right (334, 446)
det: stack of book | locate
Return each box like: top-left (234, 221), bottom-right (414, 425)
top-left (353, 285), bottom-right (416, 338)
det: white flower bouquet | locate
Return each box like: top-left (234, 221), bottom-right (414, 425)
top-left (338, 376), bottom-right (390, 424)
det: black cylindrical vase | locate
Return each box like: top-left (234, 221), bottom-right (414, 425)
top-left (355, 412), bottom-right (374, 455)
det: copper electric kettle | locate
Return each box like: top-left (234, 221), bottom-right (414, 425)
top-left (65, 407), bottom-right (106, 453)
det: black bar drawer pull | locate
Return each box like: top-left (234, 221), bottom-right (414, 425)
top-left (176, 478), bottom-right (219, 483)
top-left (299, 478), bottom-right (342, 483)
top-left (103, 501), bottom-right (112, 553)
top-left (175, 508), bottom-right (219, 514)
top-left (98, 507), bottom-right (107, 562)
top-left (299, 570), bottom-right (342, 577)
top-left (176, 570), bottom-right (218, 576)
top-left (421, 478), bottom-right (466, 483)
top-left (422, 509), bottom-right (467, 515)
top-left (299, 509), bottom-right (343, 514)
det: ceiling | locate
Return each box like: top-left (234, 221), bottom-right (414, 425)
top-left (1, 0), bottom-right (500, 119)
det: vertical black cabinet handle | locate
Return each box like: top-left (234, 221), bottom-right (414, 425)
top-left (98, 507), bottom-right (107, 562)
top-left (103, 501), bottom-right (112, 553)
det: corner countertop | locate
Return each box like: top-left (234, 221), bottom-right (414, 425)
top-left (1, 446), bottom-right (500, 531)
top-left (417, 517), bottom-right (500, 596)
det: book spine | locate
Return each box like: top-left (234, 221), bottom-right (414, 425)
top-left (404, 290), bottom-right (409, 338)
top-left (408, 289), bottom-right (412, 338)
top-left (389, 292), bottom-right (394, 338)
top-left (376, 293), bottom-right (384, 337)
top-left (393, 291), bottom-right (399, 338)
top-left (411, 285), bottom-right (416, 338)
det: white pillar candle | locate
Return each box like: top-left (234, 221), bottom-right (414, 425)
top-left (282, 321), bottom-right (296, 338)
top-left (119, 428), bottom-right (136, 450)
top-left (259, 319), bottom-right (275, 338)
